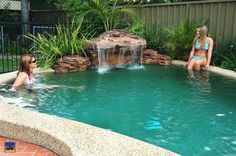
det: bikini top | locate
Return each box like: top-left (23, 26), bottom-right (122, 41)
top-left (195, 37), bottom-right (209, 51)
top-left (25, 74), bottom-right (35, 89)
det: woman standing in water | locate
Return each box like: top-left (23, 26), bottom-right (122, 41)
top-left (12, 54), bottom-right (85, 91)
top-left (12, 54), bottom-right (37, 90)
top-left (187, 25), bottom-right (214, 71)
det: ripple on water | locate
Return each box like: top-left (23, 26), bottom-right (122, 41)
top-left (1, 65), bottom-right (236, 156)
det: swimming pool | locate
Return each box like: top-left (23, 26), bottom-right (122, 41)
top-left (1, 65), bottom-right (236, 156)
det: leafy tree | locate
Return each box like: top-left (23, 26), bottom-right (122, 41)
top-left (57, 0), bottom-right (138, 32)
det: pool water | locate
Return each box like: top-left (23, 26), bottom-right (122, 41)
top-left (1, 65), bottom-right (236, 156)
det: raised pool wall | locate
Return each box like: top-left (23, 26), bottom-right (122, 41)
top-left (1, 63), bottom-right (236, 156)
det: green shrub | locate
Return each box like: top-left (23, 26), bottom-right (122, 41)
top-left (25, 21), bottom-right (93, 68)
top-left (144, 24), bottom-right (167, 52)
top-left (212, 38), bottom-right (236, 71)
top-left (144, 19), bottom-right (208, 59)
top-left (125, 18), bottom-right (145, 37)
top-left (57, 0), bottom-right (137, 32)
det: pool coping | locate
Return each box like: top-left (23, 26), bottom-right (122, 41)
top-left (0, 69), bottom-right (178, 156)
top-left (172, 60), bottom-right (236, 79)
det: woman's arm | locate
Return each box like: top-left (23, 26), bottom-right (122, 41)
top-left (12, 72), bottom-right (27, 88)
top-left (187, 42), bottom-right (196, 64)
top-left (206, 38), bottom-right (214, 68)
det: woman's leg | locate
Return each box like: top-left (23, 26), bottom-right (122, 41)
top-left (187, 58), bottom-right (196, 71)
top-left (193, 59), bottom-right (206, 71)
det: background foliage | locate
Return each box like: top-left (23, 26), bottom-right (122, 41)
top-left (127, 19), bottom-right (208, 60)
top-left (25, 21), bottom-right (92, 68)
top-left (1, 0), bottom-right (236, 72)
top-left (57, 0), bottom-right (137, 32)
top-left (212, 38), bottom-right (236, 71)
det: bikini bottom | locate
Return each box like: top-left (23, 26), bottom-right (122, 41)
top-left (192, 55), bottom-right (206, 61)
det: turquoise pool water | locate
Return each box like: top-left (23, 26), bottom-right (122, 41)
top-left (1, 65), bottom-right (236, 155)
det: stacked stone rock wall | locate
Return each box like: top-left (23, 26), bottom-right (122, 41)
top-left (52, 56), bottom-right (91, 73)
top-left (52, 30), bottom-right (172, 73)
top-left (143, 49), bottom-right (172, 65)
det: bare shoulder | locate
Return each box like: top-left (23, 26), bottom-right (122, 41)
top-left (207, 37), bottom-right (214, 43)
top-left (16, 72), bottom-right (28, 81)
top-left (12, 72), bottom-right (27, 87)
top-left (18, 72), bottom-right (27, 78)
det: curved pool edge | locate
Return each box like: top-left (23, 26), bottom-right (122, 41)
top-left (0, 69), bottom-right (179, 156)
top-left (0, 101), bottom-right (178, 156)
top-left (0, 68), bottom-right (55, 84)
top-left (172, 60), bottom-right (236, 79)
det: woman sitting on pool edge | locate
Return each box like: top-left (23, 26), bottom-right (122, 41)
top-left (12, 54), bottom-right (37, 90)
top-left (187, 25), bottom-right (214, 71)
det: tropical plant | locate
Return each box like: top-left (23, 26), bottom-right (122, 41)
top-left (145, 19), bottom-right (207, 59)
top-left (144, 23), bottom-right (169, 52)
top-left (125, 16), bottom-right (146, 37)
top-left (212, 38), bottom-right (236, 71)
top-left (163, 19), bottom-right (209, 59)
top-left (25, 21), bottom-right (93, 68)
top-left (222, 51), bottom-right (236, 71)
top-left (57, 0), bottom-right (138, 32)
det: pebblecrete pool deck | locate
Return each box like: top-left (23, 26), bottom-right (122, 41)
top-left (1, 62), bottom-right (236, 156)
top-left (0, 101), bottom-right (177, 156)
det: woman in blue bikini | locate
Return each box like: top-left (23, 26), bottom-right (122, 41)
top-left (187, 25), bottom-right (214, 71)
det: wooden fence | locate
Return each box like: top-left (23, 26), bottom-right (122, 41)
top-left (134, 0), bottom-right (236, 42)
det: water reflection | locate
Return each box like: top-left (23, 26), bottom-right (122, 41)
top-left (0, 83), bottom-right (51, 109)
top-left (187, 70), bottom-right (212, 94)
top-left (144, 117), bottom-right (162, 130)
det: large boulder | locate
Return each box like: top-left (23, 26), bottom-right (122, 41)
top-left (143, 49), bottom-right (172, 65)
top-left (85, 29), bottom-right (146, 67)
top-left (85, 29), bottom-right (146, 51)
top-left (52, 55), bottom-right (91, 73)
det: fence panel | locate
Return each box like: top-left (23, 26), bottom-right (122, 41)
top-left (0, 20), bottom-right (103, 73)
top-left (1, 0), bottom-right (235, 73)
top-left (0, 0), bottom-right (21, 10)
top-left (134, 0), bottom-right (236, 42)
top-left (0, 22), bottom-right (55, 74)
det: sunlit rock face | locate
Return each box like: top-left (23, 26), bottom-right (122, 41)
top-left (85, 29), bottom-right (147, 68)
top-left (53, 30), bottom-right (171, 73)
top-left (143, 49), bottom-right (172, 65)
top-left (86, 29), bottom-right (146, 50)
top-left (52, 55), bottom-right (91, 73)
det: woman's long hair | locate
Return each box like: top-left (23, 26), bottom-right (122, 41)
top-left (17, 54), bottom-right (34, 76)
top-left (194, 25), bottom-right (208, 48)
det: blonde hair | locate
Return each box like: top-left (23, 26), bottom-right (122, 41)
top-left (17, 54), bottom-right (34, 76)
top-left (194, 25), bottom-right (208, 48)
